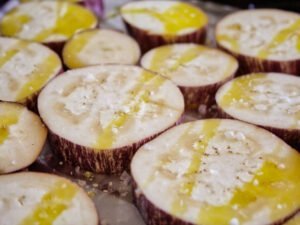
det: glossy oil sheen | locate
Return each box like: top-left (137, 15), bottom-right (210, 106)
top-left (171, 120), bottom-right (221, 216)
top-left (20, 181), bottom-right (77, 225)
top-left (197, 148), bottom-right (300, 225)
top-left (122, 2), bottom-right (207, 35)
top-left (16, 54), bottom-right (60, 102)
top-left (258, 19), bottom-right (300, 59)
top-left (0, 2), bottom-right (97, 42)
top-left (63, 30), bottom-right (97, 68)
top-left (216, 34), bottom-right (239, 52)
top-left (148, 45), bottom-right (204, 77)
top-left (0, 104), bottom-right (21, 144)
top-left (0, 41), bottom-right (29, 68)
top-left (95, 71), bottom-right (165, 149)
top-left (219, 73), bottom-right (266, 107)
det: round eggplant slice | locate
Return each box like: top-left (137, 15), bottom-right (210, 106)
top-left (216, 73), bottom-right (300, 150)
top-left (0, 1), bottom-right (98, 53)
top-left (141, 43), bottom-right (238, 111)
top-left (63, 29), bottom-right (141, 69)
top-left (0, 102), bottom-right (47, 174)
top-left (38, 65), bottom-right (184, 174)
top-left (19, 0), bottom-right (104, 18)
top-left (216, 9), bottom-right (300, 75)
top-left (0, 172), bottom-right (98, 225)
top-left (0, 37), bottom-right (62, 110)
top-left (131, 119), bottom-right (300, 225)
top-left (120, 1), bottom-right (208, 53)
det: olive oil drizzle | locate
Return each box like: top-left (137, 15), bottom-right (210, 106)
top-left (197, 146), bottom-right (300, 225)
top-left (122, 2), bottom-right (207, 35)
top-left (0, 41), bottom-right (29, 68)
top-left (142, 123), bottom-right (195, 188)
top-left (0, 106), bottom-right (21, 145)
top-left (220, 73), bottom-right (300, 128)
top-left (16, 53), bottom-right (60, 102)
top-left (94, 71), bottom-right (165, 149)
top-left (149, 45), bottom-right (204, 78)
top-left (0, 2), bottom-right (96, 42)
top-left (20, 181), bottom-right (77, 225)
top-left (171, 120), bottom-right (221, 216)
top-left (148, 45), bottom-right (236, 81)
top-left (218, 19), bottom-right (300, 58)
top-left (258, 19), bottom-right (300, 59)
top-left (216, 34), bottom-right (239, 52)
top-left (0, 10), bottom-right (32, 37)
top-left (33, 2), bottom-right (96, 42)
top-left (219, 73), bottom-right (266, 108)
top-left (63, 30), bottom-right (97, 68)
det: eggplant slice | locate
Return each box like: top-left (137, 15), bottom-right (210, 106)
top-left (0, 172), bottom-right (98, 225)
top-left (131, 119), bottom-right (300, 225)
top-left (216, 72), bottom-right (300, 150)
top-left (0, 102), bottom-right (47, 174)
top-left (0, 37), bottom-right (62, 110)
top-left (120, 0), bottom-right (208, 52)
top-left (141, 43), bottom-right (238, 111)
top-left (0, 1), bottom-right (98, 53)
top-left (38, 65), bottom-right (184, 174)
top-left (63, 29), bottom-right (141, 69)
top-left (19, 0), bottom-right (104, 18)
top-left (216, 9), bottom-right (300, 75)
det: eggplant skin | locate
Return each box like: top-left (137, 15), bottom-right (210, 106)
top-left (80, 0), bottom-right (104, 18)
top-left (123, 20), bottom-right (206, 53)
top-left (47, 117), bottom-right (182, 174)
top-left (216, 106), bottom-right (300, 151)
top-left (217, 45), bottom-right (300, 76)
top-left (132, 180), bottom-right (194, 225)
top-left (179, 74), bottom-right (234, 112)
top-left (132, 178), bottom-right (299, 225)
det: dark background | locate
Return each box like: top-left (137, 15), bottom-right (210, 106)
top-left (204, 0), bottom-right (300, 12)
top-left (1, 0), bottom-right (300, 12)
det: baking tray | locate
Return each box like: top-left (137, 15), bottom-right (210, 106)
top-left (0, 0), bottom-right (236, 224)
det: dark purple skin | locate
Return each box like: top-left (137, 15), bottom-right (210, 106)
top-left (0, 0), bottom-right (9, 8)
top-left (80, 0), bottom-right (104, 18)
top-left (47, 115), bottom-right (183, 174)
top-left (216, 106), bottom-right (300, 151)
top-left (217, 44), bottom-right (300, 76)
top-left (122, 19), bottom-right (207, 53)
top-left (179, 74), bottom-right (235, 112)
top-left (131, 168), bottom-right (299, 225)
